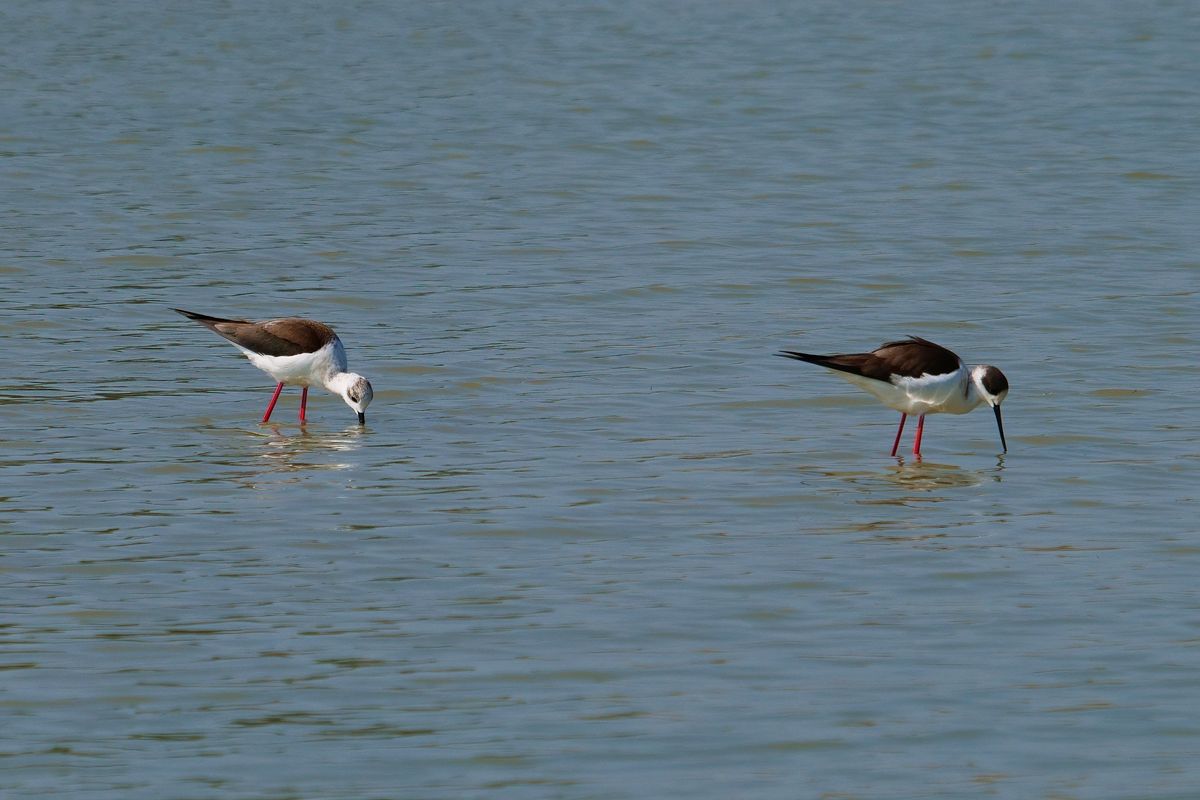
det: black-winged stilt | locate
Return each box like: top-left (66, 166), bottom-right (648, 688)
top-left (174, 308), bottom-right (373, 425)
top-left (777, 336), bottom-right (1008, 456)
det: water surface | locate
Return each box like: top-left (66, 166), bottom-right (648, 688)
top-left (2, 2), bottom-right (1198, 798)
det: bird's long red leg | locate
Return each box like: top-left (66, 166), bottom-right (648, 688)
top-left (913, 414), bottom-right (926, 456)
top-left (262, 382), bottom-right (284, 423)
top-left (299, 387), bottom-right (308, 424)
top-left (890, 413), bottom-right (907, 456)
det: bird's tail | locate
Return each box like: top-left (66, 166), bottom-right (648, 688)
top-left (173, 308), bottom-right (249, 332)
top-left (776, 349), bottom-right (874, 379)
top-left (775, 350), bottom-right (825, 366)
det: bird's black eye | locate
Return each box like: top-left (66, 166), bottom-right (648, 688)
top-left (348, 393), bottom-right (359, 403)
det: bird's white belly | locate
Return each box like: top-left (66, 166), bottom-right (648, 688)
top-left (838, 369), bottom-right (978, 415)
top-left (234, 338), bottom-right (347, 387)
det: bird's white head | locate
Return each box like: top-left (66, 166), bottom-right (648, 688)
top-left (328, 372), bottom-right (373, 424)
top-left (971, 365), bottom-right (1009, 453)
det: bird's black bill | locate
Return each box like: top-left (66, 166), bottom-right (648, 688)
top-left (357, 411), bottom-right (366, 425)
top-left (993, 405), bottom-right (1007, 453)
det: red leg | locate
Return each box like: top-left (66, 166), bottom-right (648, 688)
top-left (262, 382), bottom-right (284, 423)
top-left (299, 387), bottom-right (308, 423)
top-left (890, 413), bottom-right (907, 456)
top-left (913, 414), bottom-right (926, 455)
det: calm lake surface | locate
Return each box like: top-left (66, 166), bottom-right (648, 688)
top-left (2, 2), bottom-right (1198, 798)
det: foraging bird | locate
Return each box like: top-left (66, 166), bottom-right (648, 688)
top-left (776, 336), bottom-right (1008, 456)
top-left (174, 308), bottom-right (373, 424)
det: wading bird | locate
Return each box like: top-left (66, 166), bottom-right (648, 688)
top-left (777, 336), bottom-right (1007, 456)
top-left (174, 308), bottom-right (373, 424)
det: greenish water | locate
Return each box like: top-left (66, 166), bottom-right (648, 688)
top-left (2, 2), bottom-right (1198, 798)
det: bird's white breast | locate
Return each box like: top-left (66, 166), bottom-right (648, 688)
top-left (892, 368), bottom-right (977, 415)
top-left (235, 338), bottom-right (348, 387)
top-left (835, 366), bottom-right (978, 415)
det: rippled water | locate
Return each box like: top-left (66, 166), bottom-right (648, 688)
top-left (3, 2), bottom-right (1198, 798)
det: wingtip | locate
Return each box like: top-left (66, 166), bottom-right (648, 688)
top-left (172, 308), bottom-right (246, 326)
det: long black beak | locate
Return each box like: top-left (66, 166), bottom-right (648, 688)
top-left (993, 405), bottom-right (1007, 453)
top-left (357, 411), bottom-right (366, 425)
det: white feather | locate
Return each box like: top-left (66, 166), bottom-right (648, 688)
top-left (831, 366), bottom-right (982, 416)
top-left (233, 338), bottom-right (348, 388)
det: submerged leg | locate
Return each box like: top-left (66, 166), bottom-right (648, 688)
top-left (299, 387), bottom-right (308, 423)
top-left (262, 382), bottom-right (285, 423)
top-left (913, 414), bottom-right (926, 455)
top-left (890, 413), bottom-right (907, 456)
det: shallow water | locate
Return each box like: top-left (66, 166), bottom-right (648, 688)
top-left (2, 2), bottom-right (1199, 798)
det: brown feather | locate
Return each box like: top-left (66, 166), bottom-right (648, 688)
top-left (777, 336), bottom-right (962, 383)
top-left (870, 337), bottom-right (962, 379)
top-left (174, 309), bottom-right (335, 357)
